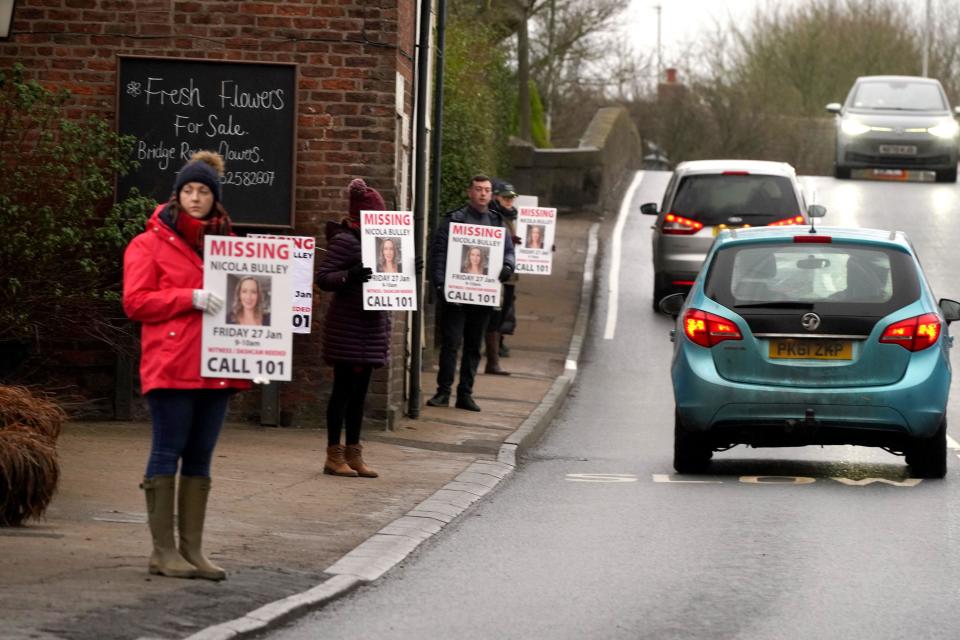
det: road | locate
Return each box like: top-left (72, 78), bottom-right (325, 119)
top-left (268, 172), bottom-right (960, 640)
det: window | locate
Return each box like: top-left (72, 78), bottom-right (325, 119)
top-left (670, 174), bottom-right (801, 225)
top-left (851, 81), bottom-right (947, 111)
top-left (706, 243), bottom-right (920, 310)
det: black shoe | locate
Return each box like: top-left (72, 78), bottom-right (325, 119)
top-left (455, 395), bottom-right (481, 412)
top-left (499, 343), bottom-right (511, 357)
top-left (426, 392), bottom-right (450, 407)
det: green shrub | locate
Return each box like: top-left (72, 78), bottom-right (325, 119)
top-left (438, 19), bottom-right (515, 215)
top-left (0, 64), bottom-right (155, 366)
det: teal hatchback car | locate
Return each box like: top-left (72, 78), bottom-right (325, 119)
top-left (661, 223), bottom-right (960, 478)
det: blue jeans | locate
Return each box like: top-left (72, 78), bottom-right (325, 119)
top-left (145, 389), bottom-right (233, 478)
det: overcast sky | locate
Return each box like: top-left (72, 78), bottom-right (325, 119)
top-left (623, 0), bottom-right (795, 74)
top-left (624, 0), bottom-right (930, 76)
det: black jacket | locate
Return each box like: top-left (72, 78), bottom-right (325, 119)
top-left (430, 204), bottom-right (516, 287)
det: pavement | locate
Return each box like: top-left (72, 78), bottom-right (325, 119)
top-left (0, 210), bottom-right (601, 640)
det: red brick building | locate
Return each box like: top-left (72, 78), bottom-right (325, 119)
top-left (0, 0), bottom-right (425, 429)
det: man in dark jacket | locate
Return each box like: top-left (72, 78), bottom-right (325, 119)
top-left (427, 174), bottom-right (516, 411)
top-left (485, 180), bottom-right (520, 374)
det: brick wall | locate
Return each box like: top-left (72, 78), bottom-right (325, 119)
top-left (1, 0), bottom-right (418, 430)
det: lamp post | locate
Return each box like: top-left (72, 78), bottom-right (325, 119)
top-left (922, 0), bottom-right (931, 77)
top-left (0, 0), bottom-right (15, 40)
top-left (654, 3), bottom-right (662, 84)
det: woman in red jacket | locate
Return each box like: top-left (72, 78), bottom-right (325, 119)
top-left (123, 151), bottom-right (249, 581)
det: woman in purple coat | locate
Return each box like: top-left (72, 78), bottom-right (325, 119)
top-left (315, 178), bottom-right (391, 477)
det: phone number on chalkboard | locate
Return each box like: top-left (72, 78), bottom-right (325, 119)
top-left (223, 170), bottom-right (275, 187)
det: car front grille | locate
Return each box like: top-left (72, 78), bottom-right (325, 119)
top-left (846, 151), bottom-right (953, 167)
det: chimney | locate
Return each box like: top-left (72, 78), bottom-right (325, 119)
top-left (658, 67), bottom-right (685, 100)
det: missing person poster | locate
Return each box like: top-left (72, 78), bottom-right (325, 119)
top-left (249, 233), bottom-right (316, 333)
top-left (201, 235), bottom-right (294, 381)
top-left (360, 210), bottom-right (417, 311)
top-left (516, 206), bottom-right (557, 275)
top-left (444, 222), bottom-right (504, 307)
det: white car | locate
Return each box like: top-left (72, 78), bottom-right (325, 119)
top-left (641, 159), bottom-right (821, 309)
top-left (827, 75), bottom-right (960, 182)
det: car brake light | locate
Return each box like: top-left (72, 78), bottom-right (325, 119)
top-left (880, 313), bottom-right (941, 351)
top-left (662, 213), bottom-right (704, 235)
top-left (768, 215), bottom-right (805, 226)
top-left (722, 171), bottom-right (750, 175)
top-left (794, 235), bottom-right (832, 243)
top-left (682, 309), bottom-right (743, 347)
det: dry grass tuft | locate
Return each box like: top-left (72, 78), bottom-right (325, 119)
top-left (0, 385), bottom-right (66, 440)
top-left (0, 386), bottom-right (63, 526)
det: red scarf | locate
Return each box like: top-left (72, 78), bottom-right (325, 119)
top-left (171, 202), bottom-right (232, 255)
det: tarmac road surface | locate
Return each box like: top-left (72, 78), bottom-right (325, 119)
top-left (269, 171), bottom-right (960, 640)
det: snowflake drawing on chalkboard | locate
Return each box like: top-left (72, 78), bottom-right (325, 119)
top-left (126, 81), bottom-right (142, 98)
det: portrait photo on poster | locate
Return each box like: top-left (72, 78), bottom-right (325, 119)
top-left (376, 236), bottom-right (403, 274)
top-left (226, 274), bottom-right (272, 326)
top-left (525, 224), bottom-right (546, 250)
top-left (461, 245), bottom-right (489, 275)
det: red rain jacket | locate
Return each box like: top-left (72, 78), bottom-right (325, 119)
top-left (123, 204), bottom-right (251, 395)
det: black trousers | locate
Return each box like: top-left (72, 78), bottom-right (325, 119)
top-left (327, 363), bottom-right (373, 446)
top-left (436, 301), bottom-right (491, 397)
top-left (488, 283), bottom-right (517, 335)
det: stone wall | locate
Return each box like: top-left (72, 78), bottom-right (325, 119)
top-left (509, 106), bottom-right (643, 214)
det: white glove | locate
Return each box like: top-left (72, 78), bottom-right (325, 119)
top-left (192, 289), bottom-right (224, 315)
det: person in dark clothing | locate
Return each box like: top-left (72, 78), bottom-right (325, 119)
top-left (427, 174), bottom-right (516, 411)
top-left (486, 181), bottom-right (520, 374)
top-left (315, 178), bottom-right (391, 478)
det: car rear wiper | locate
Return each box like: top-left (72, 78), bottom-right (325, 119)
top-left (734, 301), bottom-right (815, 309)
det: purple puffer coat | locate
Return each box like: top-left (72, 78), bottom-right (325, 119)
top-left (316, 220), bottom-right (391, 367)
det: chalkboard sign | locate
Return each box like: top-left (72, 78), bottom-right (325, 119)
top-left (117, 56), bottom-right (297, 227)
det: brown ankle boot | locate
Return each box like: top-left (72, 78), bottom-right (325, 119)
top-left (324, 445), bottom-right (359, 477)
top-left (484, 331), bottom-right (510, 375)
top-left (344, 444), bottom-right (378, 478)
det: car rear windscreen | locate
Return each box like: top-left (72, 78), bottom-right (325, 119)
top-left (670, 174), bottom-right (801, 226)
top-left (850, 81), bottom-right (947, 111)
top-left (705, 242), bottom-right (920, 312)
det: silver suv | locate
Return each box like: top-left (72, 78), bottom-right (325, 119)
top-left (641, 159), bottom-right (819, 309)
top-left (827, 75), bottom-right (960, 182)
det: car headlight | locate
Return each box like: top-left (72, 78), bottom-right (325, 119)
top-left (928, 119), bottom-right (959, 139)
top-left (840, 119), bottom-right (870, 136)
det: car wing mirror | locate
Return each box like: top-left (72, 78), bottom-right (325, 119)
top-left (954, 106), bottom-right (960, 117)
top-left (640, 202), bottom-right (659, 215)
top-left (659, 292), bottom-right (685, 318)
top-left (825, 102), bottom-right (842, 114)
top-left (939, 298), bottom-right (960, 324)
top-left (807, 204), bottom-right (827, 218)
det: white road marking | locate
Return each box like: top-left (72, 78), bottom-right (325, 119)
top-left (652, 474), bottom-right (722, 484)
top-left (566, 473), bottom-right (638, 483)
top-left (947, 434), bottom-right (960, 450)
top-left (653, 474), bottom-right (923, 486)
top-left (604, 171), bottom-right (645, 340)
top-left (831, 477), bottom-right (922, 487)
top-left (740, 476), bottom-right (816, 484)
